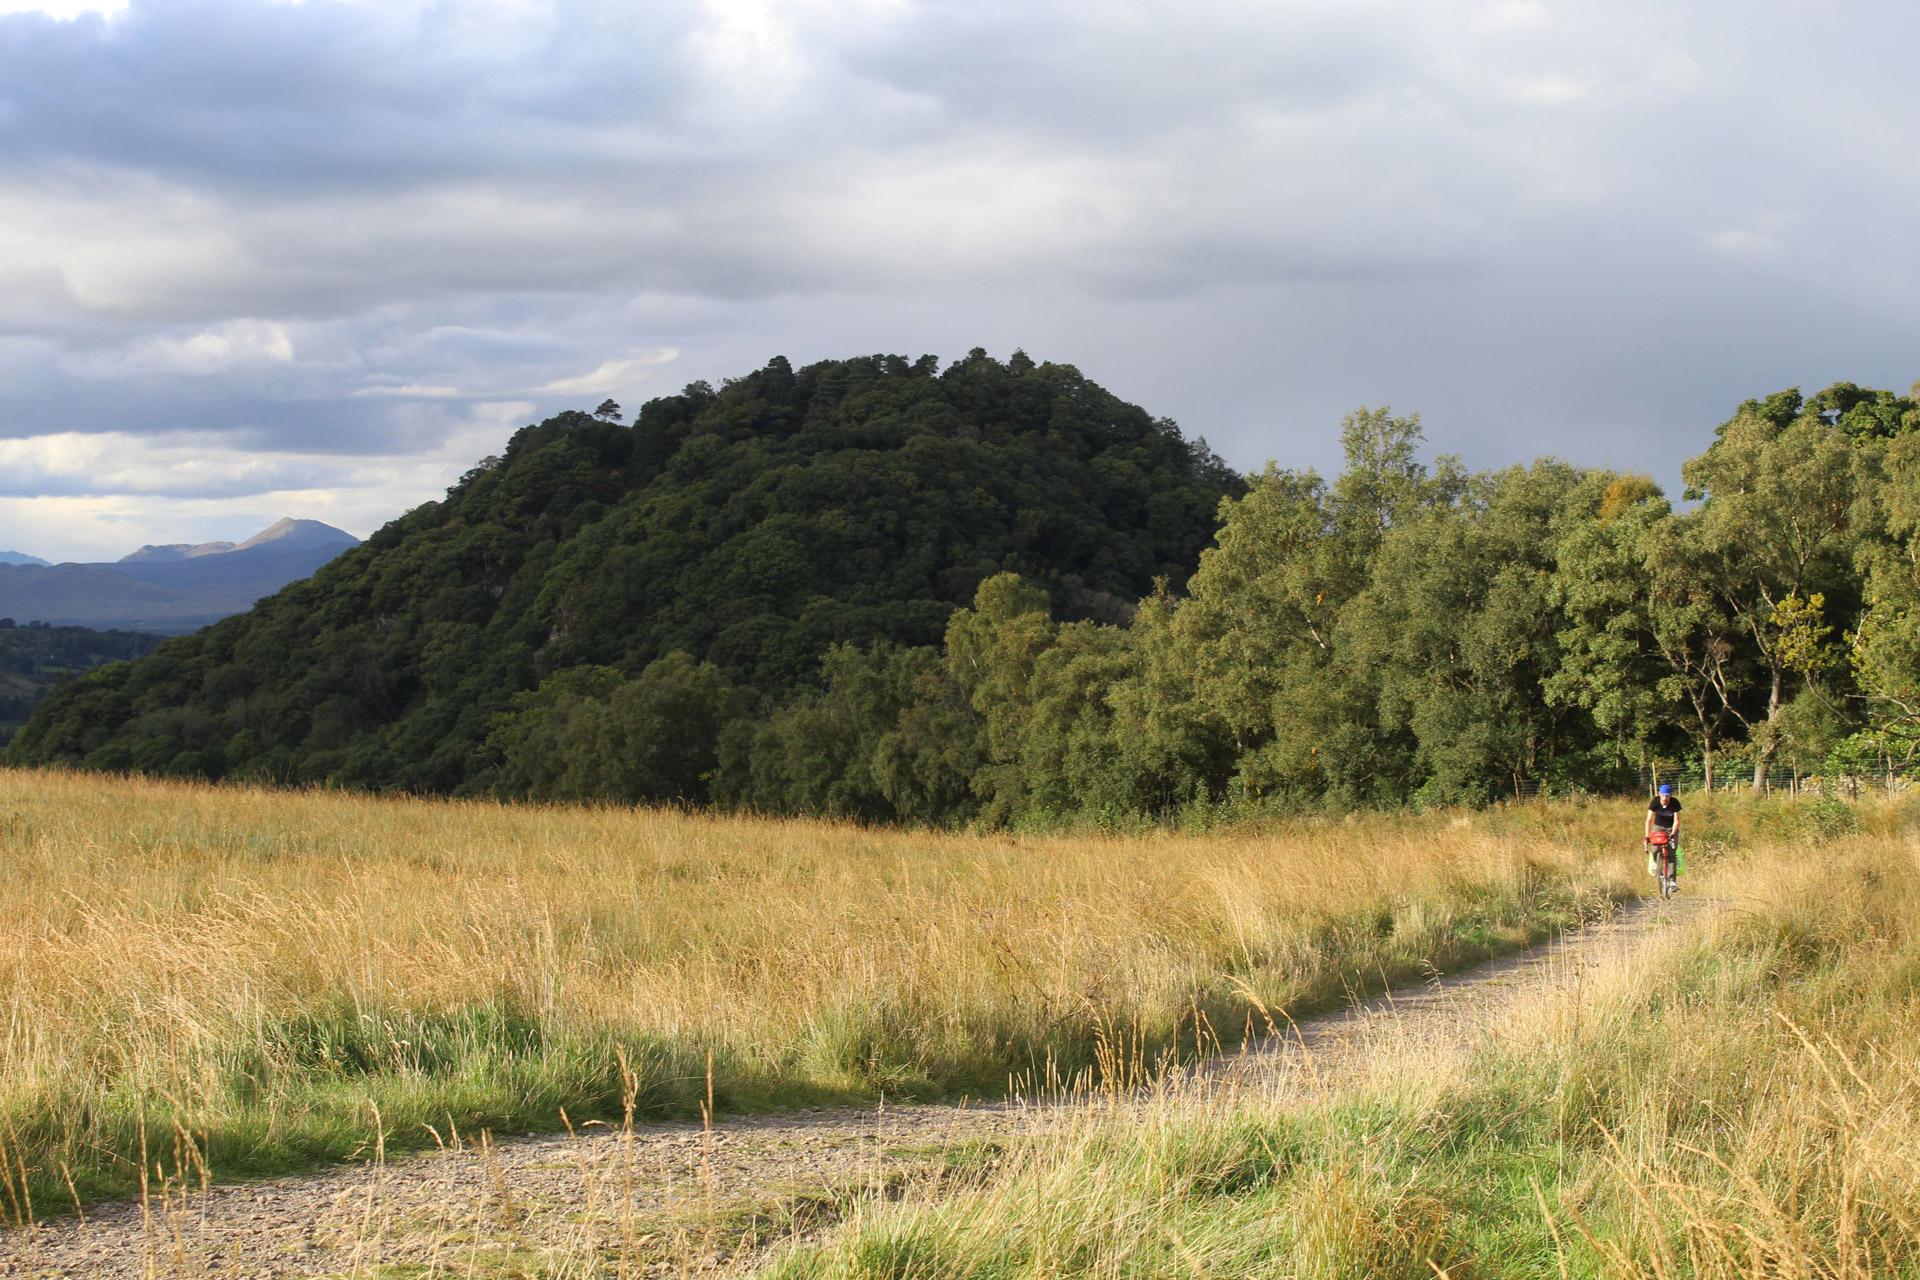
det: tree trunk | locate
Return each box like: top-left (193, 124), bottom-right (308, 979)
top-left (1691, 696), bottom-right (1717, 792)
top-left (1752, 667), bottom-right (1784, 794)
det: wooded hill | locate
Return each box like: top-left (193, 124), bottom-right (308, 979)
top-left (0, 623), bottom-right (162, 748)
top-left (9, 360), bottom-right (1918, 824)
top-left (5, 352), bottom-right (1239, 793)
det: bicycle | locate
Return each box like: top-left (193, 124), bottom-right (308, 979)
top-left (1646, 828), bottom-right (1679, 900)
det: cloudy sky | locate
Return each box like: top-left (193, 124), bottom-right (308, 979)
top-left (2, 0), bottom-right (1915, 561)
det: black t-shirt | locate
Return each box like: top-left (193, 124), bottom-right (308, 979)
top-left (1648, 796), bottom-right (1682, 830)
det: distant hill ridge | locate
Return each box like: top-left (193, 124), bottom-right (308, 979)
top-left (122, 518), bottom-right (353, 563)
top-left (121, 540), bottom-right (237, 562)
top-left (0, 551), bottom-right (50, 567)
top-left (0, 519), bottom-right (359, 631)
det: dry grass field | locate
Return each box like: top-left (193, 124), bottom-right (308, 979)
top-left (766, 798), bottom-right (1920, 1279)
top-left (0, 768), bottom-right (1636, 1215)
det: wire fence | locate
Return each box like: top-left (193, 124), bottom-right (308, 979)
top-left (1506, 761), bottom-right (1915, 802)
top-left (1633, 762), bottom-right (1915, 799)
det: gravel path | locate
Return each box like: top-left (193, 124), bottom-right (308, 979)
top-left (1206, 892), bottom-right (1724, 1089)
top-left (0, 895), bottom-right (1722, 1279)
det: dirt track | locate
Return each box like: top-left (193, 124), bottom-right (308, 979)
top-left (0, 894), bottom-right (1722, 1278)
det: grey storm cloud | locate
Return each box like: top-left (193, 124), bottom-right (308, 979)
top-left (0, 0), bottom-right (700, 188)
top-left (1, 0), bottom-right (1918, 560)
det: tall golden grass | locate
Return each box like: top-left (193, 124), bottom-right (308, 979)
top-left (0, 768), bottom-right (1633, 1210)
top-left (1556, 821), bottom-right (1920, 1278)
top-left (761, 797), bottom-right (1920, 1279)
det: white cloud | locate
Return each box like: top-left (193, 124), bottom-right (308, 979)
top-left (1500, 72), bottom-right (1595, 107)
top-left (53, 319), bottom-right (298, 379)
top-left (0, 429), bottom-right (346, 498)
top-left (1641, 49), bottom-right (1703, 94)
top-left (135, 320), bottom-right (295, 375)
top-left (0, 402), bottom-right (534, 560)
top-left (0, 0), bottom-right (125, 18)
top-left (1707, 228), bottom-right (1777, 258)
top-left (351, 383), bottom-right (463, 399)
top-left (0, 181), bottom-right (249, 325)
top-left (540, 347), bottom-right (680, 395)
top-left (1475, 0), bottom-right (1553, 32)
top-left (1706, 213), bottom-right (1792, 259)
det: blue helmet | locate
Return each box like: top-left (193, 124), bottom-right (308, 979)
top-left (1657, 783), bottom-right (1673, 796)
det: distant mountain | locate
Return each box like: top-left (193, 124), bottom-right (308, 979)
top-left (121, 540), bottom-right (238, 562)
top-left (120, 518), bottom-right (349, 563)
top-left (120, 518), bottom-right (357, 564)
top-left (235, 517), bottom-right (360, 554)
top-left (0, 519), bottom-right (359, 632)
top-left (0, 551), bottom-right (50, 567)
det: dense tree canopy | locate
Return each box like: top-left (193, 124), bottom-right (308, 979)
top-left (0, 623), bottom-right (162, 748)
top-left (10, 363), bottom-right (1916, 825)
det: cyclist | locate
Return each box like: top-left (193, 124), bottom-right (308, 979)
top-left (1645, 782), bottom-right (1682, 889)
